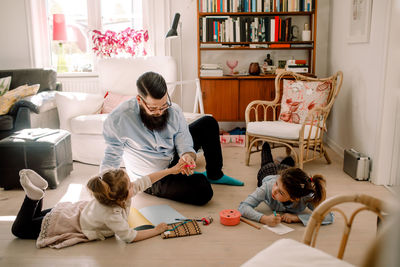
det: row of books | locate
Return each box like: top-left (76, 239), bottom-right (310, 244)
top-left (199, 0), bottom-right (314, 13)
top-left (200, 16), bottom-right (309, 43)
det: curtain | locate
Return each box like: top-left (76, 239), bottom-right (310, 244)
top-left (142, 0), bottom-right (171, 56)
top-left (25, 0), bottom-right (51, 68)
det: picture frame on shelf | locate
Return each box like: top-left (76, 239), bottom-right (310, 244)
top-left (347, 0), bottom-right (373, 44)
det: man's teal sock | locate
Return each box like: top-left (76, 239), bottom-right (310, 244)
top-left (194, 171), bottom-right (244, 186)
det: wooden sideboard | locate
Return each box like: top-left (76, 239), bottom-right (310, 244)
top-left (200, 75), bottom-right (277, 121)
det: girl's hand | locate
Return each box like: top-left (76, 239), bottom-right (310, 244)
top-left (154, 223), bottom-right (168, 234)
top-left (281, 213), bottom-right (301, 223)
top-left (180, 154), bottom-right (196, 176)
top-left (169, 161), bottom-right (185, 175)
top-left (260, 214), bottom-right (281, 227)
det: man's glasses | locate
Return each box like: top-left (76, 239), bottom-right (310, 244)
top-left (139, 93), bottom-right (172, 113)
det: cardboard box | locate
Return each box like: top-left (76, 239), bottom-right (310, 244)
top-left (220, 134), bottom-right (245, 147)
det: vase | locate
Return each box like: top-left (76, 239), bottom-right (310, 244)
top-left (248, 62), bottom-right (260, 75)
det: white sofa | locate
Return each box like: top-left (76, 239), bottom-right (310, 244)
top-left (56, 56), bottom-right (204, 165)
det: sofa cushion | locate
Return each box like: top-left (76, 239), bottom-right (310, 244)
top-left (70, 114), bottom-right (108, 135)
top-left (55, 92), bottom-right (104, 131)
top-left (101, 92), bottom-right (133, 114)
top-left (0, 76), bottom-right (11, 96)
top-left (247, 121), bottom-right (321, 140)
top-left (0, 84), bottom-right (40, 115)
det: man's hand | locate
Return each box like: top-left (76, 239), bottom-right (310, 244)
top-left (180, 153), bottom-right (196, 176)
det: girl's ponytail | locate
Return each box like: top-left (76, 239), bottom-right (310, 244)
top-left (309, 174), bottom-right (326, 207)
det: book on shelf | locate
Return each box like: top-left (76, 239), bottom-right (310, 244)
top-left (200, 43), bottom-right (226, 48)
top-left (201, 63), bottom-right (222, 70)
top-left (285, 66), bottom-right (309, 73)
top-left (287, 59), bottom-right (307, 65)
top-left (269, 43), bottom-right (291, 48)
top-left (290, 43), bottom-right (313, 48)
top-left (200, 69), bottom-right (224, 77)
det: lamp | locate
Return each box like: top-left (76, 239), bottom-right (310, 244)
top-left (53, 14), bottom-right (68, 73)
top-left (166, 13), bottom-right (180, 38)
top-left (166, 13), bottom-right (183, 107)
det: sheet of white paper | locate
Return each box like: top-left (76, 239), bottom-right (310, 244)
top-left (264, 223), bottom-right (294, 235)
top-left (139, 204), bottom-right (186, 225)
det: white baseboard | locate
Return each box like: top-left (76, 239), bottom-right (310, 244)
top-left (325, 135), bottom-right (345, 159)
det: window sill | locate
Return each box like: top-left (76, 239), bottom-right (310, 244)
top-left (57, 72), bottom-right (99, 78)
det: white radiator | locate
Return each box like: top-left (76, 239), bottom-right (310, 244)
top-left (58, 76), bottom-right (101, 94)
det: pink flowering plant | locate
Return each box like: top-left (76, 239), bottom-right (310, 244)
top-left (91, 28), bottom-right (149, 58)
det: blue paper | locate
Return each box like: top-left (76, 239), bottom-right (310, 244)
top-left (139, 204), bottom-right (186, 225)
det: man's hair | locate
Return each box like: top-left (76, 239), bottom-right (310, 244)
top-left (136, 71), bottom-right (167, 99)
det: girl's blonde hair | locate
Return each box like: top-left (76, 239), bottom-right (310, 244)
top-left (280, 167), bottom-right (326, 207)
top-left (87, 169), bottom-right (130, 209)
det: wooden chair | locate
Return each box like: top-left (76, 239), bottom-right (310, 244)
top-left (245, 71), bottom-right (343, 168)
top-left (303, 194), bottom-right (388, 260)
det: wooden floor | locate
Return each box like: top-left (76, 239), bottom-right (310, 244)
top-left (0, 146), bottom-right (397, 267)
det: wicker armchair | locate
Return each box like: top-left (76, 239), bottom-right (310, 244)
top-left (244, 71), bottom-right (343, 168)
top-left (303, 194), bottom-right (388, 260)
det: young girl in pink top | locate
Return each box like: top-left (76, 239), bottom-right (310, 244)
top-left (12, 162), bottom-right (183, 248)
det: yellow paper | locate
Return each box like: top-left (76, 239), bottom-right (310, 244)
top-left (128, 207), bottom-right (153, 228)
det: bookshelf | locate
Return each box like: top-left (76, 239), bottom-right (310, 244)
top-left (197, 0), bottom-right (318, 121)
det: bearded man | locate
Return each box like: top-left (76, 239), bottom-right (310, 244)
top-left (100, 71), bottom-right (243, 205)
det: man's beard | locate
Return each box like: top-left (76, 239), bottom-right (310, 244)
top-left (139, 106), bottom-right (169, 131)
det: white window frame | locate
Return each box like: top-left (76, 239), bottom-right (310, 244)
top-left (27, 0), bottom-right (143, 78)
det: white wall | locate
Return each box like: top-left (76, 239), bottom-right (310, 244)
top-left (169, 0), bottom-right (198, 112)
top-left (326, 0), bottom-right (392, 182)
top-left (0, 0), bottom-right (31, 68)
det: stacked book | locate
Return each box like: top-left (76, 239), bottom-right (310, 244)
top-left (200, 64), bottom-right (223, 77)
top-left (285, 59), bottom-right (309, 73)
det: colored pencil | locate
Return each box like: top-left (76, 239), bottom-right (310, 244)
top-left (240, 217), bottom-right (261, 230)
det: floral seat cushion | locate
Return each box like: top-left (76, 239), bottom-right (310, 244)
top-left (279, 79), bottom-right (331, 124)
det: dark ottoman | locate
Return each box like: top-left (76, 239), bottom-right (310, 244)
top-left (0, 128), bottom-right (73, 189)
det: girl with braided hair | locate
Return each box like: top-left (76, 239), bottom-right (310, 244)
top-left (12, 161), bottom-right (183, 248)
top-left (238, 142), bottom-right (333, 227)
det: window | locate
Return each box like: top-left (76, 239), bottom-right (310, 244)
top-left (47, 0), bottom-right (143, 73)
